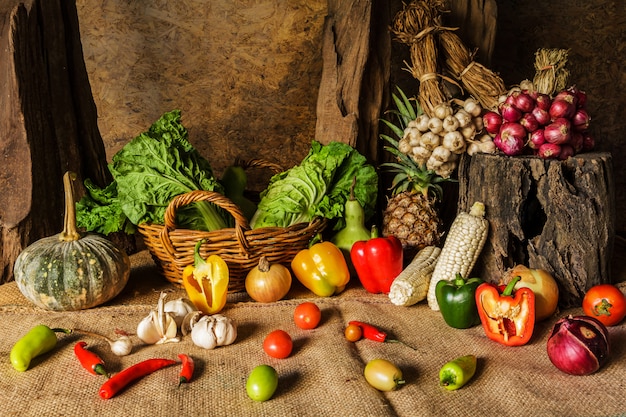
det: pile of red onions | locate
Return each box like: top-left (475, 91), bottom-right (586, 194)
top-left (483, 85), bottom-right (595, 159)
top-left (546, 315), bottom-right (610, 375)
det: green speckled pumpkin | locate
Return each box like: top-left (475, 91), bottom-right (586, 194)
top-left (14, 172), bottom-right (130, 311)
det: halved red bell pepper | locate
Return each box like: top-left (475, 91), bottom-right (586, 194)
top-left (350, 226), bottom-right (403, 294)
top-left (475, 276), bottom-right (535, 346)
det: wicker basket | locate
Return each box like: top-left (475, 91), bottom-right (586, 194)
top-left (137, 163), bottom-right (327, 292)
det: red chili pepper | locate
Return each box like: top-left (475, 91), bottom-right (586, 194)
top-left (99, 358), bottom-right (177, 399)
top-left (350, 227), bottom-right (403, 294)
top-left (74, 341), bottom-right (109, 378)
top-left (177, 354), bottom-right (194, 387)
top-left (348, 320), bottom-right (415, 350)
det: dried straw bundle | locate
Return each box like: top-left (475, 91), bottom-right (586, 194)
top-left (533, 48), bottom-right (570, 96)
top-left (438, 28), bottom-right (506, 111)
top-left (391, 0), bottom-right (447, 117)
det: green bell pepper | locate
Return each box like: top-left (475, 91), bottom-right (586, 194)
top-left (435, 274), bottom-right (483, 329)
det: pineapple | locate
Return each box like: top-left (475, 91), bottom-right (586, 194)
top-left (380, 88), bottom-right (448, 252)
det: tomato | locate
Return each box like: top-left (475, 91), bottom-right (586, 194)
top-left (263, 330), bottom-right (293, 359)
top-left (294, 302), bottom-right (322, 330)
top-left (246, 364), bottom-right (278, 402)
top-left (582, 284), bottom-right (626, 326)
top-left (344, 323), bottom-right (362, 342)
top-left (363, 359), bottom-right (405, 391)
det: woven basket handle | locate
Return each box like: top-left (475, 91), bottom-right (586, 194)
top-left (160, 190), bottom-right (252, 255)
top-left (236, 157), bottom-right (284, 174)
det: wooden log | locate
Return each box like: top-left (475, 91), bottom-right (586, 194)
top-left (0, 0), bottom-right (128, 283)
top-left (314, 0), bottom-right (390, 163)
top-left (457, 152), bottom-right (615, 308)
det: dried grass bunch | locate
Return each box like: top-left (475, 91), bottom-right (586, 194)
top-left (391, 0), bottom-right (447, 117)
top-left (438, 28), bottom-right (506, 111)
top-left (391, 0), bottom-right (506, 113)
top-left (533, 48), bottom-right (571, 96)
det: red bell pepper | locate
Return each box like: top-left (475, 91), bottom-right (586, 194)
top-left (475, 276), bottom-right (535, 346)
top-left (350, 226), bottom-right (403, 294)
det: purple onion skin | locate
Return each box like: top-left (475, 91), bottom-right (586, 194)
top-left (547, 315), bottom-right (610, 376)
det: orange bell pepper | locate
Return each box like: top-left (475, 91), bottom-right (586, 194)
top-left (475, 276), bottom-right (535, 346)
top-left (182, 240), bottom-right (229, 314)
top-left (291, 237), bottom-right (350, 297)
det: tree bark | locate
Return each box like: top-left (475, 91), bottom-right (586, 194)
top-left (0, 0), bottom-right (120, 283)
top-left (457, 152), bottom-right (615, 308)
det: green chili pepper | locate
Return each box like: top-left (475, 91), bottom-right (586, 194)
top-left (439, 354), bottom-right (477, 391)
top-left (10, 325), bottom-right (71, 372)
top-left (435, 274), bottom-right (483, 329)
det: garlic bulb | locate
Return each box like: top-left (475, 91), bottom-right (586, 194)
top-left (109, 336), bottom-right (133, 356)
top-left (165, 297), bottom-right (196, 327)
top-left (137, 292), bottom-right (179, 344)
top-left (190, 314), bottom-right (237, 350)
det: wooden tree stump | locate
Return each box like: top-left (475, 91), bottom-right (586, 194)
top-left (457, 152), bottom-right (615, 308)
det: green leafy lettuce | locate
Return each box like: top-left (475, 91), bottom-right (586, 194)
top-left (250, 141), bottom-right (378, 229)
top-left (77, 110), bottom-right (229, 234)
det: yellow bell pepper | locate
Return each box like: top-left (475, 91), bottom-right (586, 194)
top-left (291, 237), bottom-right (350, 297)
top-left (182, 240), bottom-right (229, 314)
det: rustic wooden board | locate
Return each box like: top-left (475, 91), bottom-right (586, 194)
top-left (457, 152), bottom-right (615, 308)
top-left (75, 0), bottom-right (329, 184)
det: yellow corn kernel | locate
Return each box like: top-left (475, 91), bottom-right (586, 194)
top-left (389, 246), bottom-right (441, 306)
top-left (427, 202), bottom-right (488, 311)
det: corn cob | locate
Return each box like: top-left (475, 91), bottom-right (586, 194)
top-left (388, 246), bottom-right (441, 306)
top-left (427, 201), bottom-right (488, 311)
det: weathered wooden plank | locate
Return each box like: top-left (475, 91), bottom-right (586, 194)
top-left (0, 0), bottom-right (119, 283)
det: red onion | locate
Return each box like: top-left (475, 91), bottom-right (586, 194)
top-left (570, 131), bottom-right (584, 153)
top-left (520, 112), bottom-right (539, 132)
top-left (546, 315), bottom-right (610, 376)
top-left (559, 144), bottom-right (575, 160)
top-left (538, 142), bottom-right (561, 159)
top-left (544, 118), bottom-right (571, 145)
top-left (496, 122), bottom-right (526, 156)
top-left (535, 93), bottom-right (552, 111)
top-left (509, 91), bottom-right (535, 113)
top-left (549, 99), bottom-right (576, 120)
top-left (499, 102), bottom-right (522, 122)
top-left (554, 89), bottom-right (579, 107)
top-left (573, 88), bottom-right (587, 108)
top-left (531, 106), bottom-right (551, 126)
top-left (483, 111), bottom-right (503, 135)
top-left (572, 108), bottom-right (591, 131)
top-left (582, 132), bottom-right (595, 151)
top-left (528, 129), bottom-right (545, 149)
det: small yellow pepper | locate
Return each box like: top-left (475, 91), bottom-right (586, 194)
top-left (291, 236), bottom-right (350, 297)
top-left (182, 240), bottom-right (229, 314)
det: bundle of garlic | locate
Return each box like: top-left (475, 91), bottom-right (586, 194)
top-left (398, 97), bottom-right (496, 178)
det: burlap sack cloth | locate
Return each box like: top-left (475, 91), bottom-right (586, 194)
top-left (1, 250), bottom-right (624, 417)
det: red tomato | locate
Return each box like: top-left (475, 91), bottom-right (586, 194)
top-left (294, 302), bottom-right (322, 330)
top-left (344, 323), bottom-right (362, 342)
top-left (582, 284), bottom-right (626, 326)
top-left (263, 330), bottom-right (293, 359)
